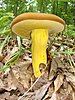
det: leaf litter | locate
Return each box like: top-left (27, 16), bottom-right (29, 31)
top-left (0, 34), bottom-right (75, 100)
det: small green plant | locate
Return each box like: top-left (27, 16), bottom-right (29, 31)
top-left (0, 12), bottom-right (14, 36)
top-left (0, 46), bottom-right (25, 72)
top-left (62, 49), bottom-right (75, 55)
top-left (65, 25), bottom-right (75, 37)
top-left (0, 35), bottom-right (10, 55)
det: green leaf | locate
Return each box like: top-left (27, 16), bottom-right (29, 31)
top-left (0, 65), bottom-right (10, 72)
top-left (63, 49), bottom-right (75, 55)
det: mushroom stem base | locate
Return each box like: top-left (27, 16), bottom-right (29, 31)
top-left (31, 29), bottom-right (48, 77)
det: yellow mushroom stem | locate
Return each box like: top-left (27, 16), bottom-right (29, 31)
top-left (31, 29), bottom-right (48, 77)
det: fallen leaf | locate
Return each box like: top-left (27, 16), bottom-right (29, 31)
top-left (0, 92), bottom-right (10, 100)
top-left (66, 73), bottom-right (75, 86)
top-left (43, 85), bottom-right (54, 100)
top-left (54, 74), bottom-right (64, 92)
top-left (32, 73), bottom-right (49, 90)
top-left (19, 82), bottom-right (51, 100)
top-left (49, 71), bottom-right (55, 81)
top-left (50, 92), bottom-right (57, 100)
top-left (3, 72), bottom-right (17, 91)
top-left (3, 46), bottom-right (18, 63)
top-left (18, 92), bottom-right (35, 100)
top-left (12, 61), bottom-right (32, 89)
top-left (0, 79), bottom-right (4, 90)
top-left (0, 54), bottom-right (4, 61)
top-left (50, 58), bottom-right (58, 73)
top-left (9, 69), bottom-right (25, 93)
top-left (9, 94), bottom-right (18, 100)
top-left (67, 83), bottom-right (72, 94)
top-left (34, 82), bottom-right (51, 100)
top-left (11, 46), bottom-right (18, 55)
top-left (0, 92), bottom-right (18, 100)
top-left (72, 91), bottom-right (75, 100)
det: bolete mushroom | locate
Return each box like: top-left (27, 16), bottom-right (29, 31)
top-left (11, 13), bottom-right (65, 77)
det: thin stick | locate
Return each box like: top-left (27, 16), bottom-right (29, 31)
top-left (17, 36), bottom-right (21, 49)
top-left (69, 55), bottom-right (75, 67)
top-left (18, 77), bottom-right (40, 100)
top-left (18, 61), bottom-right (47, 100)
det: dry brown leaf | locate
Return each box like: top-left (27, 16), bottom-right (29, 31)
top-left (54, 74), bottom-right (64, 92)
top-left (0, 75), bottom-right (16, 92)
top-left (72, 91), bottom-right (75, 100)
top-left (67, 83), bottom-right (72, 94)
top-left (50, 57), bottom-right (65, 72)
top-left (0, 92), bottom-right (18, 100)
top-left (43, 85), bottom-right (54, 100)
top-left (19, 92), bottom-right (35, 100)
top-left (0, 62), bottom-right (3, 67)
top-left (49, 71), bottom-right (55, 81)
top-left (66, 73), bottom-right (75, 86)
top-left (0, 79), bottom-right (4, 89)
top-left (50, 58), bottom-right (58, 73)
top-left (9, 69), bottom-right (25, 93)
top-left (12, 61), bottom-right (32, 89)
top-left (0, 54), bottom-right (4, 61)
top-left (18, 83), bottom-right (51, 100)
top-left (0, 92), bottom-right (10, 100)
top-left (3, 73), bottom-right (17, 91)
top-left (10, 47), bottom-right (18, 54)
top-left (50, 92), bottom-right (57, 100)
top-left (34, 82), bottom-right (51, 100)
top-left (3, 46), bottom-right (18, 63)
top-left (50, 91), bottom-right (72, 100)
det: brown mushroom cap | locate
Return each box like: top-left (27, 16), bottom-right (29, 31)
top-left (11, 13), bottom-right (65, 38)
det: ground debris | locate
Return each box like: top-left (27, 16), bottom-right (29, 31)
top-left (0, 34), bottom-right (75, 100)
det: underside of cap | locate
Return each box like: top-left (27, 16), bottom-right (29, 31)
top-left (12, 20), bottom-right (64, 38)
top-left (11, 13), bottom-right (65, 38)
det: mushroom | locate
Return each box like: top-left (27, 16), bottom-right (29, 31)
top-left (11, 13), bottom-right (65, 77)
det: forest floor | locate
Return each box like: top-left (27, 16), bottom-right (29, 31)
top-left (0, 33), bottom-right (75, 100)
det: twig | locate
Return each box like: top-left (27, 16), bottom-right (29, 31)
top-left (18, 76), bottom-right (40, 100)
top-left (69, 55), bottom-right (75, 67)
top-left (68, 55), bottom-right (75, 69)
top-left (17, 36), bottom-right (21, 49)
top-left (68, 55), bottom-right (73, 68)
top-left (18, 64), bottom-right (47, 100)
